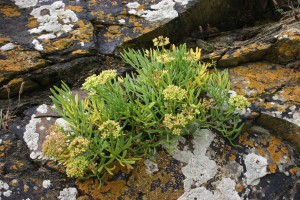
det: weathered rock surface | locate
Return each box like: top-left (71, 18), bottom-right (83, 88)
top-left (2, 104), bottom-right (299, 199)
top-left (0, 0), bottom-right (275, 98)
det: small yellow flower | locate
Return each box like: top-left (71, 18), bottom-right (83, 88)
top-left (183, 47), bottom-right (202, 62)
top-left (118, 77), bottom-right (124, 84)
top-left (172, 128), bottom-right (182, 136)
top-left (153, 36), bottom-right (170, 47)
top-left (163, 85), bottom-right (187, 101)
top-left (170, 44), bottom-right (176, 51)
top-left (98, 120), bottom-right (122, 139)
top-left (228, 95), bottom-right (250, 110)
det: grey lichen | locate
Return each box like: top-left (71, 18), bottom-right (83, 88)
top-left (244, 153), bottom-right (269, 185)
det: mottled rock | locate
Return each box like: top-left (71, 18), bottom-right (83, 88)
top-left (0, 0), bottom-right (273, 98)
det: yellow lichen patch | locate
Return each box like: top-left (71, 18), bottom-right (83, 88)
top-left (66, 5), bottom-right (83, 12)
top-left (10, 161), bottom-right (25, 170)
top-left (71, 50), bottom-right (88, 55)
top-left (0, 37), bottom-right (10, 44)
top-left (0, 48), bottom-right (45, 72)
top-left (27, 17), bottom-right (38, 28)
top-left (43, 38), bottom-right (73, 53)
top-left (221, 53), bottom-right (230, 60)
top-left (229, 154), bottom-right (236, 161)
top-left (0, 6), bottom-right (21, 17)
top-left (235, 184), bottom-right (245, 193)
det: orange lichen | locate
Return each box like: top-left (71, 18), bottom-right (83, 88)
top-left (76, 151), bottom-right (184, 199)
top-left (229, 62), bottom-right (300, 97)
top-left (229, 154), bottom-right (236, 161)
top-left (66, 5), bottom-right (83, 12)
top-left (289, 167), bottom-right (300, 175)
top-left (280, 85), bottom-right (300, 104)
top-left (267, 136), bottom-right (286, 173)
top-left (238, 132), bottom-right (255, 147)
top-left (0, 6), bottom-right (21, 17)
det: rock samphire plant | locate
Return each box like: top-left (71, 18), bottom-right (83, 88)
top-left (44, 36), bottom-right (250, 183)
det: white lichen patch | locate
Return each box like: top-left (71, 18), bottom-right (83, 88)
top-left (24, 114), bottom-right (41, 151)
top-left (23, 104), bottom-right (52, 160)
top-left (42, 180), bottom-right (51, 188)
top-left (36, 104), bottom-right (48, 113)
top-left (0, 180), bottom-right (11, 198)
top-left (32, 39), bottom-right (43, 51)
top-left (127, 0), bottom-right (179, 21)
top-left (14, 0), bottom-right (38, 8)
top-left (169, 129), bottom-right (218, 195)
top-left (29, 1), bottom-right (78, 39)
top-left (244, 153), bottom-right (269, 185)
top-left (178, 178), bottom-right (241, 200)
top-left (58, 187), bottom-right (77, 200)
top-left (144, 159), bottom-right (159, 174)
top-left (55, 118), bottom-right (71, 131)
top-left (0, 43), bottom-right (15, 51)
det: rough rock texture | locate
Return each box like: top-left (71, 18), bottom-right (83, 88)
top-left (2, 105), bottom-right (299, 199)
top-left (0, 0), bottom-right (274, 98)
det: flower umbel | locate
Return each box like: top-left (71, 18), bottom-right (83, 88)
top-left (68, 136), bottom-right (90, 157)
top-left (153, 36), bottom-right (170, 47)
top-left (228, 95), bottom-right (250, 110)
top-left (98, 120), bottom-right (122, 139)
top-left (83, 70), bottom-right (117, 91)
top-left (65, 156), bottom-right (89, 178)
top-left (42, 126), bottom-right (68, 159)
top-left (163, 85), bottom-right (187, 101)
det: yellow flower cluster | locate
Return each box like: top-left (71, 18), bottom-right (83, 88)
top-left (153, 36), bottom-right (170, 47)
top-left (68, 136), bottom-right (90, 157)
top-left (82, 69), bottom-right (117, 91)
top-left (181, 104), bottom-right (201, 120)
top-left (152, 69), bottom-right (168, 83)
top-left (42, 128), bottom-right (68, 159)
top-left (183, 47), bottom-right (201, 61)
top-left (66, 156), bottom-right (89, 178)
top-left (163, 113), bottom-right (188, 135)
top-left (156, 54), bottom-right (175, 64)
top-left (163, 85), bottom-right (187, 101)
top-left (201, 98), bottom-right (215, 109)
top-left (228, 95), bottom-right (250, 110)
top-left (98, 120), bottom-right (122, 139)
